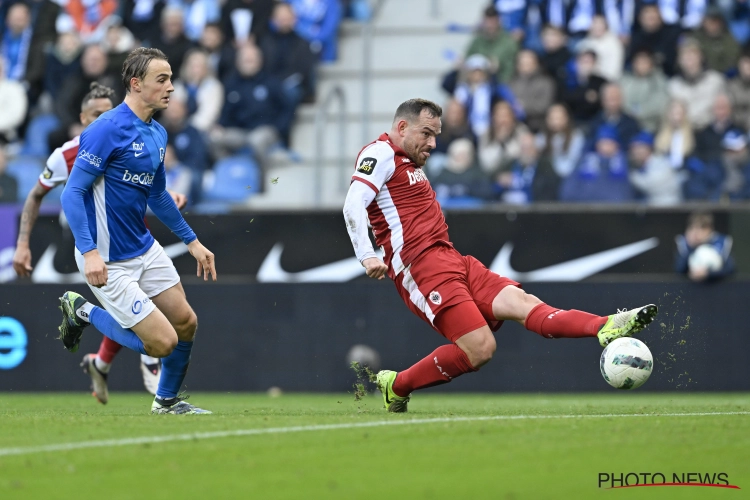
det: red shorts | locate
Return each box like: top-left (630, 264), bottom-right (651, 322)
top-left (394, 244), bottom-right (520, 343)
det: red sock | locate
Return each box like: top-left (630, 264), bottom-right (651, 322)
top-left (97, 336), bottom-right (123, 364)
top-left (392, 344), bottom-right (477, 397)
top-left (525, 303), bottom-right (607, 339)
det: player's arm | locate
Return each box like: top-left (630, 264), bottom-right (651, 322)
top-left (343, 145), bottom-right (394, 280)
top-left (167, 190), bottom-right (187, 210)
top-left (12, 183), bottom-right (48, 277)
top-left (148, 165), bottom-right (216, 281)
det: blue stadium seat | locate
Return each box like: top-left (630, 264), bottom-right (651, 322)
top-left (21, 114), bottom-right (59, 158)
top-left (7, 156), bottom-right (43, 199)
top-left (202, 156), bottom-right (261, 202)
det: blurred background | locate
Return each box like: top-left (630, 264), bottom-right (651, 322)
top-left (0, 0), bottom-right (748, 393)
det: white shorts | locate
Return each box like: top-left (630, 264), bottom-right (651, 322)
top-left (75, 241), bottom-right (180, 329)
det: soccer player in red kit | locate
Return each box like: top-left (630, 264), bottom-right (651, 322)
top-left (343, 99), bottom-right (658, 412)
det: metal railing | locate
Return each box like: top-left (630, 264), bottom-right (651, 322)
top-left (314, 85), bottom-right (347, 207)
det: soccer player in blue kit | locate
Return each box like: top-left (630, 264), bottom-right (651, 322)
top-left (58, 47), bottom-right (217, 414)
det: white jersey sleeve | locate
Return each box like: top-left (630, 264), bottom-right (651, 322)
top-left (39, 146), bottom-right (71, 190)
top-left (343, 180), bottom-right (378, 263)
top-left (350, 141), bottom-right (396, 193)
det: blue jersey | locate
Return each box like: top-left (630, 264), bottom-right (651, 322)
top-left (72, 103), bottom-right (170, 262)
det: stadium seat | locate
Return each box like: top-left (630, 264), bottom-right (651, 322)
top-left (7, 156), bottom-right (44, 199)
top-left (21, 114), bottom-right (60, 158)
top-left (202, 155), bottom-right (261, 202)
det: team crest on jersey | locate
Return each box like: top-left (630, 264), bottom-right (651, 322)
top-left (429, 290), bottom-right (442, 305)
top-left (357, 157), bottom-right (377, 175)
top-left (42, 166), bottom-right (53, 179)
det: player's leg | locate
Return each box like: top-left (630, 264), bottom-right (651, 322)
top-left (80, 336), bottom-right (122, 404)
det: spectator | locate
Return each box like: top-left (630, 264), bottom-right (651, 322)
top-left (181, 0), bottom-right (221, 42)
top-left (695, 94), bottom-right (743, 164)
top-left (577, 14), bottom-right (624, 82)
top-left (628, 4), bottom-right (680, 77)
top-left (727, 51), bottom-right (750, 131)
top-left (586, 83), bottom-right (641, 151)
top-left (161, 95), bottom-right (210, 204)
top-left (287, 0), bottom-right (342, 62)
top-left (0, 57), bottom-right (28, 143)
top-left (559, 124), bottom-right (634, 203)
top-left (693, 7), bottom-right (741, 75)
top-left (539, 24), bottom-right (571, 94)
top-left (163, 144), bottom-right (193, 196)
top-left (675, 211), bottom-right (735, 282)
top-left (628, 131), bottom-right (683, 206)
top-left (212, 44), bottom-right (291, 179)
top-left (221, 0), bottom-right (274, 45)
top-left (172, 48), bottom-right (224, 133)
top-left (57, 0), bottom-right (118, 43)
top-left (465, 5), bottom-right (518, 84)
top-left (478, 100), bottom-right (529, 174)
top-left (508, 49), bottom-right (555, 132)
top-left (620, 49), bottom-right (669, 133)
top-left (154, 6), bottom-right (195, 80)
top-left (720, 130), bottom-right (750, 199)
top-left (668, 39), bottom-right (726, 129)
top-left (493, 132), bottom-right (560, 204)
top-left (560, 49), bottom-right (607, 123)
top-left (0, 146), bottom-right (17, 202)
top-left (431, 138), bottom-right (492, 204)
top-left (493, 0), bottom-right (527, 42)
top-left (43, 31), bottom-right (82, 100)
top-left (2, 3), bottom-right (34, 82)
top-left (655, 99), bottom-right (695, 170)
top-left (538, 103), bottom-right (585, 178)
top-left (260, 2), bottom-right (317, 106)
top-left (199, 22), bottom-right (236, 81)
top-left (433, 98), bottom-right (473, 156)
top-left (121, 0), bottom-right (166, 46)
top-left (101, 22), bottom-right (137, 76)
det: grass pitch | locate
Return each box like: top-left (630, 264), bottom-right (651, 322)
top-left (0, 392), bottom-right (748, 499)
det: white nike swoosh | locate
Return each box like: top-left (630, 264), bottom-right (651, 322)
top-left (489, 237), bottom-right (660, 282)
top-left (134, 152), bottom-right (144, 157)
top-left (257, 243), bottom-right (380, 283)
top-left (31, 243), bottom-right (190, 284)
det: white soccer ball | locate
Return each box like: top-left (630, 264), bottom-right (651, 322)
top-left (600, 337), bottom-right (653, 390)
top-left (688, 244), bottom-right (723, 272)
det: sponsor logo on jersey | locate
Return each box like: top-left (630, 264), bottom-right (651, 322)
top-left (78, 149), bottom-right (102, 167)
top-left (357, 157), bottom-right (377, 175)
top-left (42, 166), bottom-right (53, 179)
top-left (132, 297), bottom-right (151, 315)
top-left (122, 170), bottom-right (155, 186)
top-left (407, 168), bottom-right (428, 185)
top-left (429, 290), bottom-right (442, 305)
top-left (132, 141), bottom-right (144, 151)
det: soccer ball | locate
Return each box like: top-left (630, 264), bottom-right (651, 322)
top-left (600, 337), bottom-right (653, 390)
top-left (688, 244), bottom-right (723, 272)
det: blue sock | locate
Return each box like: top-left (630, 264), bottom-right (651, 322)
top-left (156, 340), bottom-right (193, 400)
top-left (89, 306), bottom-right (146, 355)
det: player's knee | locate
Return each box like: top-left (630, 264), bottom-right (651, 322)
top-left (174, 309), bottom-right (198, 341)
top-left (148, 334), bottom-right (178, 357)
top-left (463, 334), bottom-right (496, 368)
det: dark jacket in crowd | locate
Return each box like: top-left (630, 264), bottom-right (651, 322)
top-left (259, 29), bottom-right (317, 102)
top-left (219, 70), bottom-right (292, 135)
top-left (585, 111), bottom-right (641, 151)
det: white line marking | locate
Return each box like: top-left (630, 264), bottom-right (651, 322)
top-left (1, 411), bottom-right (748, 457)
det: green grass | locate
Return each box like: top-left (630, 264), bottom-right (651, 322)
top-left (1, 392), bottom-right (749, 499)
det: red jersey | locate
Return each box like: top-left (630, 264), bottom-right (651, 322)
top-left (39, 136), bottom-right (80, 190)
top-left (351, 133), bottom-right (451, 277)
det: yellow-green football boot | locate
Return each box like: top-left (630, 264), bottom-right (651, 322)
top-left (375, 370), bottom-right (410, 413)
top-left (597, 304), bottom-right (658, 347)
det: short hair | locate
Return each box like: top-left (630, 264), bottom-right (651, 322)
top-left (81, 81), bottom-right (115, 109)
top-left (122, 47), bottom-right (168, 93)
top-left (393, 98), bottom-right (442, 124)
top-left (688, 211), bottom-right (714, 229)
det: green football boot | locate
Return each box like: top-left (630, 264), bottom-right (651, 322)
top-left (57, 291), bottom-right (90, 352)
top-left (375, 370), bottom-right (410, 413)
top-left (597, 304), bottom-right (658, 347)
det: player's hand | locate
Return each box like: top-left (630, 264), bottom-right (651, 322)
top-left (362, 257), bottom-right (388, 280)
top-left (12, 244), bottom-right (33, 277)
top-left (188, 239), bottom-right (217, 281)
top-left (688, 266), bottom-right (709, 282)
top-left (168, 190), bottom-right (187, 210)
top-left (83, 250), bottom-right (108, 287)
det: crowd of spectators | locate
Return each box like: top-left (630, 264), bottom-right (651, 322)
top-left (0, 0), bottom-right (348, 204)
top-left (431, 1), bottom-right (750, 206)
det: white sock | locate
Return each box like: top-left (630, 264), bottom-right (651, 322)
top-left (75, 302), bottom-right (94, 323)
top-left (94, 356), bottom-right (111, 374)
top-left (140, 354), bottom-right (160, 365)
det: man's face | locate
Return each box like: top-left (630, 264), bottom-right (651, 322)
top-left (399, 110), bottom-right (441, 167)
top-left (686, 224), bottom-right (712, 247)
top-left (161, 97), bottom-right (187, 126)
top-left (577, 53), bottom-right (595, 76)
top-left (629, 143), bottom-right (651, 165)
top-left (134, 58), bottom-right (174, 111)
top-left (632, 53), bottom-right (653, 76)
top-left (481, 15), bottom-right (500, 36)
top-left (79, 97), bottom-right (113, 127)
top-left (162, 12), bottom-right (184, 39)
top-left (273, 5), bottom-right (296, 33)
top-left (596, 138), bottom-right (619, 157)
top-left (602, 85), bottom-right (622, 114)
top-left (7, 4), bottom-right (30, 35)
top-left (201, 26), bottom-right (222, 50)
top-left (237, 46), bottom-right (262, 77)
top-left (678, 48), bottom-right (702, 76)
top-left (713, 95), bottom-right (732, 123)
top-left (81, 46), bottom-right (108, 77)
top-left (639, 6), bottom-right (661, 32)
